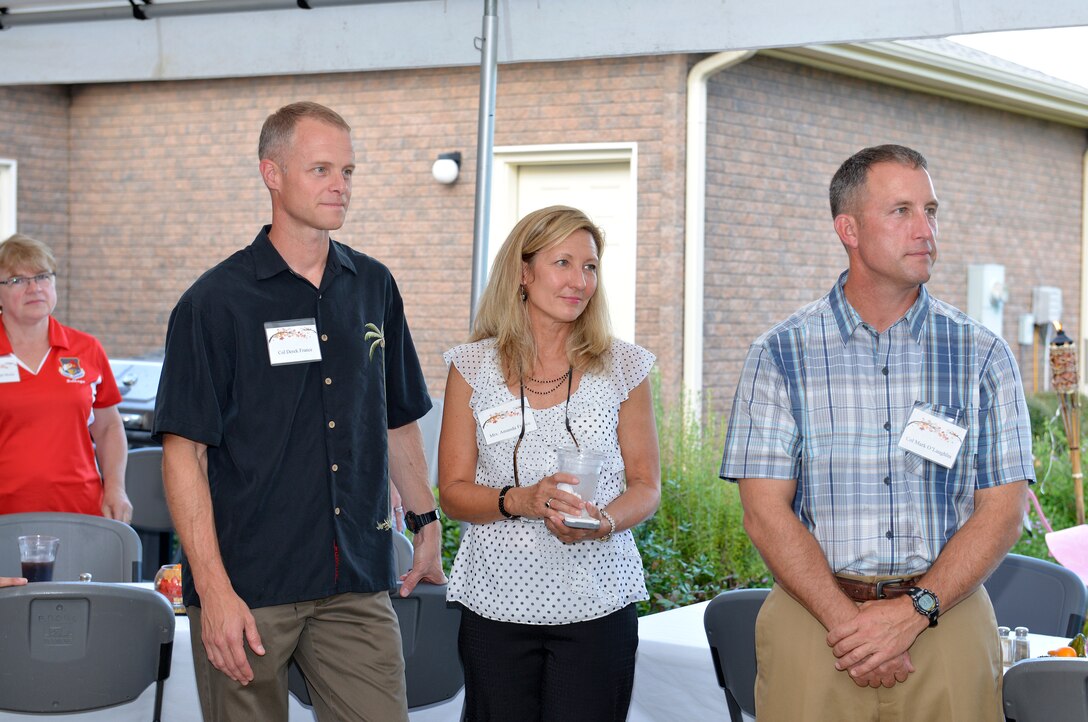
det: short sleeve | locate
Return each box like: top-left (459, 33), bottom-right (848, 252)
top-left (90, 336), bottom-right (122, 408)
top-left (719, 343), bottom-right (803, 483)
top-left (381, 275), bottom-right (432, 429)
top-left (610, 339), bottom-right (655, 400)
top-left (152, 300), bottom-right (226, 447)
top-left (443, 340), bottom-right (499, 393)
top-left (976, 336), bottom-right (1035, 488)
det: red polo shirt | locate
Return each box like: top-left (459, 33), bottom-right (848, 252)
top-left (0, 316), bottom-right (122, 515)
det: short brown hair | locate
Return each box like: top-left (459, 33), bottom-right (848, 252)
top-left (0, 233), bottom-right (57, 277)
top-left (829, 144), bottom-right (928, 217)
top-left (258, 101), bottom-right (351, 165)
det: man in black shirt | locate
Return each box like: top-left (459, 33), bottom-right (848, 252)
top-left (155, 101), bottom-right (444, 721)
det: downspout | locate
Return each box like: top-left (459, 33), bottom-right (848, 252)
top-left (1080, 148), bottom-right (1088, 397)
top-left (683, 50), bottom-right (755, 409)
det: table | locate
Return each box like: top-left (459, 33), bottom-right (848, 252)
top-left (627, 600), bottom-right (1077, 722)
top-left (0, 611), bottom-right (464, 722)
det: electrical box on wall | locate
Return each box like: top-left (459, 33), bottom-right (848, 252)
top-left (1032, 286), bottom-right (1063, 325)
top-left (967, 264), bottom-right (1007, 338)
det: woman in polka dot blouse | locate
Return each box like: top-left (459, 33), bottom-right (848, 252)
top-left (439, 205), bottom-right (661, 721)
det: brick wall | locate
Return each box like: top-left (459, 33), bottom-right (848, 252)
top-left (0, 85), bottom-right (70, 316)
top-left (59, 56), bottom-right (687, 398)
top-left (703, 55), bottom-right (1087, 413)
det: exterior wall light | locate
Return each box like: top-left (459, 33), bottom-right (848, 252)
top-left (432, 152), bottom-right (462, 184)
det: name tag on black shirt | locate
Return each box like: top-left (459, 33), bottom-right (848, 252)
top-left (265, 318), bottom-right (322, 366)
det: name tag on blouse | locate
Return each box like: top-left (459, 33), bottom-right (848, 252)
top-left (0, 354), bottom-right (19, 383)
top-left (898, 405), bottom-right (966, 469)
top-left (479, 397), bottom-right (537, 444)
top-left (265, 318), bottom-right (322, 366)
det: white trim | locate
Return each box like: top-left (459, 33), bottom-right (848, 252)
top-left (763, 42), bottom-right (1088, 127)
top-left (0, 159), bottom-right (17, 240)
top-left (489, 143), bottom-right (639, 339)
top-left (682, 51), bottom-right (755, 407)
top-left (1081, 149), bottom-right (1088, 396)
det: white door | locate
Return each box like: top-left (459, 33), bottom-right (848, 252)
top-left (490, 159), bottom-right (636, 342)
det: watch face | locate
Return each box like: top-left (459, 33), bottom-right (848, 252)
top-left (917, 593), bottom-right (936, 613)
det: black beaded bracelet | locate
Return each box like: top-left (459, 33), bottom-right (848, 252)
top-left (498, 485), bottom-right (519, 519)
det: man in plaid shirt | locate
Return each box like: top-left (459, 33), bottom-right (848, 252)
top-left (721, 144), bottom-right (1034, 721)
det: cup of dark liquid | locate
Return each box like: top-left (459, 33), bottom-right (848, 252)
top-left (18, 535), bottom-right (59, 582)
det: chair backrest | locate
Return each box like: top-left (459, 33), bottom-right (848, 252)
top-left (704, 588), bottom-right (770, 722)
top-left (288, 582), bottom-right (463, 710)
top-left (984, 552), bottom-right (1088, 637)
top-left (0, 582), bottom-right (175, 717)
top-left (418, 396), bottom-right (444, 487)
top-left (0, 512), bottom-right (143, 582)
top-left (1003, 658), bottom-right (1088, 722)
top-left (125, 446), bottom-right (174, 532)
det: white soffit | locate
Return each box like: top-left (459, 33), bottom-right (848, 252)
top-left (763, 41), bottom-right (1088, 128)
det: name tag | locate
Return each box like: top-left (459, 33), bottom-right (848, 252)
top-left (898, 405), bottom-right (966, 469)
top-left (0, 354), bottom-right (19, 383)
top-left (265, 318), bottom-right (322, 366)
top-left (479, 396), bottom-right (537, 444)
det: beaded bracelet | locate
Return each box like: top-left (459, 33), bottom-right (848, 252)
top-left (498, 485), bottom-right (519, 519)
top-left (598, 508), bottom-right (617, 542)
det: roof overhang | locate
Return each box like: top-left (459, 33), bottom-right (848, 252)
top-left (763, 41), bottom-right (1088, 128)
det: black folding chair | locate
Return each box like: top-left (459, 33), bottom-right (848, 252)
top-left (704, 587), bottom-right (770, 722)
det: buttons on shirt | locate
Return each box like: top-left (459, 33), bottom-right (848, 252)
top-left (321, 334), bottom-right (328, 342)
top-left (884, 476), bottom-right (891, 486)
top-left (334, 507), bottom-right (341, 516)
top-left (331, 464), bottom-right (339, 472)
top-left (883, 421), bottom-right (890, 431)
top-left (328, 420), bottom-right (336, 429)
top-left (881, 366), bottom-right (889, 376)
top-left (325, 377), bottom-right (332, 386)
top-left (885, 530), bottom-right (893, 539)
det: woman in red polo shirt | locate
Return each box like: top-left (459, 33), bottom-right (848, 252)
top-left (0, 234), bottom-right (131, 520)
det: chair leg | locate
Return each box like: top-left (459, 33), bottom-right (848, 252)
top-left (152, 679), bottom-right (164, 722)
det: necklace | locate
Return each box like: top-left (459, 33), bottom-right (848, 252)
top-left (523, 367), bottom-right (571, 395)
top-left (526, 369), bottom-right (570, 385)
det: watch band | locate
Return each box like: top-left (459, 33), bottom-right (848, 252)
top-left (404, 508), bottom-right (440, 533)
top-left (907, 586), bottom-right (940, 627)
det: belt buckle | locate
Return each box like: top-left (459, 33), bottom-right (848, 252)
top-left (874, 578), bottom-right (906, 599)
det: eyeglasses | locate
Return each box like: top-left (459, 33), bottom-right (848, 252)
top-left (0, 272), bottom-right (56, 288)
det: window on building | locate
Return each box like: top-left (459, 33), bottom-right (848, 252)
top-left (0, 159), bottom-right (16, 240)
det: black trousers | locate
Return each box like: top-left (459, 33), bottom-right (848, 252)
top-left (458, 603), bottom-right (639, 722)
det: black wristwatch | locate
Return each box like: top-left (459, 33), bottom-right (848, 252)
top-left (404, 508), bottom-right (441, 533)
top-left (907, 587), bottom-right (939, 627)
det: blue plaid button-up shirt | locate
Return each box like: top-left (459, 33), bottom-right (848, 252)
top-left (721, 272), bottom-right (1035, 577)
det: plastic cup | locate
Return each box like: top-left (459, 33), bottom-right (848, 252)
top-left (18, 535), bottom-right (59, 582)
top-left (555, 447), bottom-right (607, 522)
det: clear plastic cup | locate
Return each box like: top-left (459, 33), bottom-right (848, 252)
top-left (556, 447), bottom-right (607, 528)
top-left (18, 535), bottom-right (59, 582)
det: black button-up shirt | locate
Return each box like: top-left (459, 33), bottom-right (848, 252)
top-left (154, 226), bottom-right (431, 609)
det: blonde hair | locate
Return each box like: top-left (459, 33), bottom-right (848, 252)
top-left (472, 205), bottom-right (612, 381)
top-left (258, 101), bottom-right (350, 166)
top-left (0, 233), bottom-right (57, 277)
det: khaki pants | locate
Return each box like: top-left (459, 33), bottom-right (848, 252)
top-left (754, 582), bottom-right (1002, 722)
top-left (189, 591), bottom-right (408, 722)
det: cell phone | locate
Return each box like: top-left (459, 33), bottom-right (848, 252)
top-left (562, 516), bottom-right (601, 529)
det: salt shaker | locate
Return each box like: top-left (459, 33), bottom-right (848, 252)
top-left (1013, 626), bottom-right (1031, 663)
top-left (997, 626), bottom-right (1012, 667)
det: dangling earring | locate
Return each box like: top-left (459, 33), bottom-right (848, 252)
top-left (519, 285), bottom-right (527, 302)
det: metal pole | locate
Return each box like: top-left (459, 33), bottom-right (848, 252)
top-left (469, 0), bottom-right (498, 328)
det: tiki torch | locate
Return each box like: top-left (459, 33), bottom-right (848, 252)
top-left (1049, 322), bottom-right (1084, 525)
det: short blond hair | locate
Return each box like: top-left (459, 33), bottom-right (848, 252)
top-left (472, 205), bottom-right (612, 380)
top-left (258, 101), bottom-right (350, 165)
top-left (0, 233), bottom-right (57, 277)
